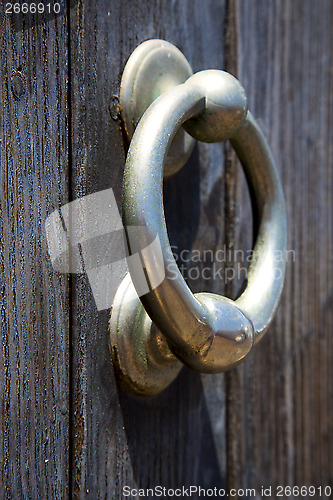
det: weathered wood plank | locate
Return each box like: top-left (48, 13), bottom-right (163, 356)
top-left (1, 0), bottom-right (332, 495)
top-left (69, 0), bottom-right (229, 496)
top-left (0, 12), bottom-right (70, 499)
top-left (226, 0), bottom-right (333, 492)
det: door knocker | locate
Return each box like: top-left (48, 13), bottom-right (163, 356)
top-left (109, 40), bottom-right (287, 396)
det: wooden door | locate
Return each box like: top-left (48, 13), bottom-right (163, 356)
top-left (1, 1), bottom-right (332, 498)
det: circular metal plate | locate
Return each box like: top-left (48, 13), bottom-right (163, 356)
top-left (119, 39), bottom-right (195, 177)
top-left (109, 273), bottom-right (182, 396)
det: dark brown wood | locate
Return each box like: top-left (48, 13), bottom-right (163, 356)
top-left (0, 12), bottom-right (69, 500)
top-left (68, 1), bottom-right (230, 497)
top-left (1, 0), bottom-right (333, 497)
top-left (226, 0), bottom-right (333, 493)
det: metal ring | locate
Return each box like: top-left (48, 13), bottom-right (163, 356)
top-left (120, 69), bottom-right (287, 374)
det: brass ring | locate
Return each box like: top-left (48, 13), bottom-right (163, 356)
top-left (110, 67), bottom-right (287, 395)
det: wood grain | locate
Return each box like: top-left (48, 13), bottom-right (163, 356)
top-left (2, 0), bottom-right (333, 497)
top-left (226, 0), bottom-right (333, 493)
top-left (68, 0), bottom-right (229, 497)
top-left (0, 12), bottom-right (69, 500)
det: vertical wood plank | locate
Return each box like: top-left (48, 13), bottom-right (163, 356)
top-left (1, 0), bottom-right (331, 494)
top-left (69, 0), bottom-right (229, 496)
top-left (0, 12), bottom-right (69, 499)
top-left (226, 0), bottom-right (333, 491)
